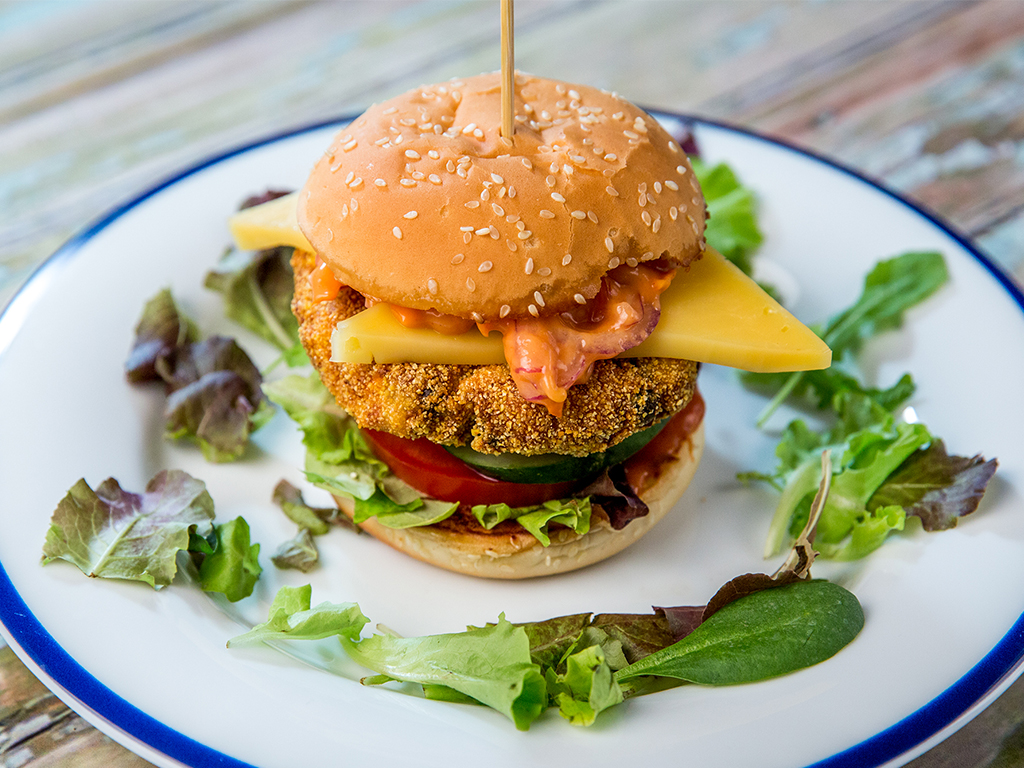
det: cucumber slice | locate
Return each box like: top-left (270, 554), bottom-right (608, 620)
top-left (445, 418), bottom-right (669, 485)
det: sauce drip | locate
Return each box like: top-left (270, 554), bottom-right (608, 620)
top-left (310, 256), bottom-right (344, 302)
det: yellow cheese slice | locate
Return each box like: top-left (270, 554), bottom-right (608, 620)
top-left (228, 192), bottom-right (313, 253)
top-left (331, 249), bottom-right (830, 373)
top-left (227, 194), bottom-right (830, 372)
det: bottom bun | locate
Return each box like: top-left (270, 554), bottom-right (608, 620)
top-left (334, 420), bottom-right (705, 579)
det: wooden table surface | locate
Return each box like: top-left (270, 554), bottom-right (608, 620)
top-left (2, 2), bottom-right (1024, 767)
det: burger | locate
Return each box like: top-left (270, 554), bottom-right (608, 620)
top-left (230, 72), bottom-right (830, 578)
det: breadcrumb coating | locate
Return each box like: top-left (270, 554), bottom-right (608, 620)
top-left (291, 249), bottom-right (697, 457)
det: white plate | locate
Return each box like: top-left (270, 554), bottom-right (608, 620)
top-left (1, 114), bottom-right (1023, 768)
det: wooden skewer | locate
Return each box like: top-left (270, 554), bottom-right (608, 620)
top-left (500, 0), bottom-right (514, 141)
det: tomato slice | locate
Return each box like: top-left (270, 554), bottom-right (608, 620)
top-left (361, 430), bottom-right (580, 507)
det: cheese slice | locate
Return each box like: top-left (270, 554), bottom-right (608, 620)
top-left (331, 250), bottom-right (830, 372)
top-left (229, 193), bottom-right (830, 373)
top-left (228, 192), bottom-right (313, 253)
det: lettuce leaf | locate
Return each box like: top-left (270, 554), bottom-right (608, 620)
top-left (127, 290), bottom-right (273, 462)
top-left (340, 614), bottom-right (547, 731)
top-left (691, 158), bottom-right (763, 275)
top-left (271, 528), bottom-right (320, 573)
top-left (197, 516), bottom-right (262, 602)
top-left (470, 498), bottom-right (591, 546)
top-left (227, 584), bottom-right (367, 647)
top-left (205, 245), bottom-right (306, 368)
top-left (42, 470), bottom-right (215, 588)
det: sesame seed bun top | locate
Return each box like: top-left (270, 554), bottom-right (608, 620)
top-left (297, 72), bottom-right (707, 321)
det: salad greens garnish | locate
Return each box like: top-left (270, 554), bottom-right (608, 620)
top-left (690, 158), bottom-right (764, 275)
top-left (126, 289), bottom-right (274, 462)
top-left (195, 517), bottom-right (262, 602)
top-left (204, 190), bottom-right (306, 369)
top-left (740, 250), bottom-right (997, 559)
top-left (226, 584), bottom-right (367, 647)
top-left (42, 470), bottom-right (214, 588)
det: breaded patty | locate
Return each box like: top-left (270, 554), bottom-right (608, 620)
top-left (291, 249), bottom-right (698, 457)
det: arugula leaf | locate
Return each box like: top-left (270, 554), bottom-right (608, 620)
top-left (197, 517), bottom-right (262, 602)
top-left (615, 580), bottom-right (863, 685)
top-left (340, 614), bottom-right (547, 731)
top-left (204, 246), bottom-right (307, 368)
top-left (227, 584), bottom-right (367, 647)
top-left (42, 470), bottom-right (214, 588)
top-left (691, 158), bottom-right (763, 275)
top-left (750, 251), bottom-right (948, 424)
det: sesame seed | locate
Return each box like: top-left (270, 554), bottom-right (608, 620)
top-left (539, 209), bottom-right (555, 218)
top-left (393, 134), bottom-right (404, 145)
top-left (570, 155), bottom-right (586, 164)
top-left (508, 186), bottom-right (516, 199)
top-left (400, 118), bottom-right (416, 127)
top-left (428, 278), bottom-right (438, 294)
top-left (329, 159), bottom-right (343, 172)
top-left (534, 291), bottom-right (545, 307)
top-left (489, 226), bottom-right (499, 239)
top-left (473, 128), bottom-right (484, 139)
top-left (562, 254), bottom-right (572, 265)
top-left (446, 160), bottom-right (456, 173)
top-left (491, 173), bottom-right (504, 184)
top-left (612, 112), bottom-right (624, 120)
top-left (563, 164), bottom-right (574, 175)
top-left (466, 278), bottom-right (476, 291)
top-left (608, 257), bottom-right (620, 268)
top-left (461, 123), bottom-right (476, 135)
top-left (668, 140), bottom-right (681, 153)
top-left (568, 89), bottom-right (581, 100)
top-left (626, 257), bottom-right (638, 267)
top-left (605, 153), bottom-right (618, 162)
top-left (404, 211), bottom-right (418, 219)
top-left (480, 188), bottom-right (490, 201)
top-left (676, 165), bottom-right (687, 175)
top-left (643, 251), bottom-right (654, 260)
top-left (472, 311), bottom-right (484, 323)
top-left (538, 267), bottom-right (551, 277)
top-left (521, 158), bottom-right (533, 170)
top-left (653, 216), bottom-right (662, 233)
top-left (498, 186), bottom-right (507, 199)
top-left (639, 194), bottom-right (647, 207)
top-left (400, 178), bottom-right (416, 187)
top-left (665, 180), bottom-right (679, 191)
top-left (587, 211), bottom-right (599, 223)
top-left (516, 220), bottom-right (526, 230)
top-left (507, 240), bottom-right (518, 251)
top-left (670, 206), bottom-right (678, 220)
top-left (405, 150), bottom-right (421, 160)
top-left (528, 304), bottom-right (539, 318)
top-left (606, 186), bottom-right (619, 197)
top-left (375, 178), bottom-right (387, 187)
top-left (451, 253), bottom-right (465, 264)
top-left (383, 106), bottom-right (398, 115)
top-left (345, 171), bottom-right (354, 184)
top-left (411, 171), bottom-right (424, 180)
top-left (604, 237), bottom-right (614, 253)
top-left (551, 192), bottom-right (566, 203)
top-left (393, 227), bottom-right (403, 239)
top-left (499, 304), bottom-right (511, 318)
top-left (654, 182), bottom-right (663, 194)
top-left (642, 210), bottom-right (652, 226)
top-left (475, 228), bottom-right (490, 236)
top-left (506, 214), bottom-right (520, 223)
top-left (574, 293), bottom-right (586, 304)
top-left (499, 136), bottom-right (513, 148)
top-left (571, 210), bottom-right (586, 219)
top-left (478, 261), bottom-right (493, 273)
top-left (428, 150), bottom-right (440, 159)
top-left (350, 198), bottom-right (358, 211)
top-left (517, 230), bottom-right (531, 240)
top-left (429, 174), bottom-right (441, 185)
top-left (341, 204), bottom-right (348, 218)
top-left (525, 258), bottom-right (534, 275)
top-left (463, 232), bottom-right (472, 244)
top-left (348, 177), bottom-right (363, 188)
top-left (465, 201), bottom-right (480, 209)
top-left (546, 176), bottom-right (557, 188)
top-left (490, 203), bottom-right (503, 216)
top-left (343, 140), bottom-right (357, 151)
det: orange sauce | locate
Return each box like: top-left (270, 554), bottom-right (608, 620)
top-left (310, 256), bottom-right (344, 302)
top-left (388, 305), bottom-right (476, 335)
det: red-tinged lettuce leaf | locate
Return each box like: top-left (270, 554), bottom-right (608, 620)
top-left (204, 246), bottom-right (306, 368)
top-left (125, 289), bottom-right (198, 383)
top-left (590, 612), bottom-right (678, 664)
top-left (159, 336), bottom-right (274, 462)
top-left (869, 441), bottom-right (998, 531)
top-left (197, 517), bottom-right (262, 602)
top-left (42, 470), bottom-right (214, 588)
top-left (271, 528), bottom-right (320, 573)
top-left (579, 466), bottom-right (649, 530)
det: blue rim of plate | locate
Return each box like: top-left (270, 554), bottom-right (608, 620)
top-left (0, 110), bottom-right (1022, 768)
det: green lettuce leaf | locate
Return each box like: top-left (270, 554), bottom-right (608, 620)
top-left (42, 470), bottom-right (214, 588)
top-left (691, 158), bottom-right (763, 274)
top-left (197, 516), bottom-right (262, 602)
top-left (227, 584), bottom-right (367, 647)
top-left (546, 641), bottom-right (624, 726)
top-left (470, 498), bottom-right (591, 546)
top-left (340, 614), bottom-right (547, 731)
top-left (271, 478), bottom-right (335, 535)
top-left (204, 245), bottom-right (307, 368)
